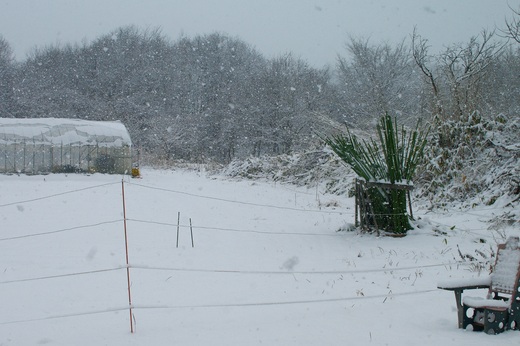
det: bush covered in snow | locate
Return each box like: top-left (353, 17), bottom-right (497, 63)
top-left (222, 146), bottom-right (356, 196)
top-left (416, 113), bottom-right (519, 210)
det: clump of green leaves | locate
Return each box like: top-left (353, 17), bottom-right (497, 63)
top-left (324, 114), bottom-right (429, 234)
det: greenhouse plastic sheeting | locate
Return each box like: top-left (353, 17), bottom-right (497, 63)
top-left (0, 118), bottom-right (132, 175)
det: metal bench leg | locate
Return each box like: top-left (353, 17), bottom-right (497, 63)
top-left (454, 290), bottom-right (464, 328)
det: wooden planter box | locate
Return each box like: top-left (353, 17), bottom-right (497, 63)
top-left (354, 178), bottom-right (414, 234)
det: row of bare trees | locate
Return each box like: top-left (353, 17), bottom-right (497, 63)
top-left (0, 6), bottom-right (518, 163)
top-left (1, 28), bottom-right (333, 162)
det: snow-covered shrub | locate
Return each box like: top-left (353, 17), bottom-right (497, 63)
top-left (222, 146), bottom-right (355, 195)
top-left (416, 112), bottom-right (520, 215)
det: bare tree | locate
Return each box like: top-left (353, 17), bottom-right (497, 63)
top-left (501, 5), bottom-right (520, 44)
top-left (412, 29), bottom-right (504, 120)
top-left (0, 35), bottom-right (15, 117)
top-left (442, 30), bottom-right (503, 117)
top-left (411, 28), bottom-right (442, 117)
top-left (479, 45), bottom-right (520, 116)
top-left (337, 37), bottom-right (421, 127)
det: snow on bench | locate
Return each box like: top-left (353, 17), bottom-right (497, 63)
top-left (437, 236), bottom-right (520, 334)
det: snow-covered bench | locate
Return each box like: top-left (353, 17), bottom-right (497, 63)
top-left (437, 236), bottom-right (520, 334)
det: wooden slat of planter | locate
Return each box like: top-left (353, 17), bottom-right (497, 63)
top-left (365, 181), bottom-right (414, 191)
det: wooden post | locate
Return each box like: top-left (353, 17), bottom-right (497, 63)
top-left (121, 180), bottom-right (134, 334)
top-left (32, 139), bottom-right (36, 174)
top-left (13, 141), bottom-right (16, 172)
top-left (4, 142), bottom-right (7, 172)
top-left (50, 144), bottom-right (53, 172)
top-left (176, 212), bottom-right (180, 248)
top-left (354, 179), bottom-right (359, 227)
top-left (23, 140), bottom-right (26, 173)
top-left (368, 194), bottom-right (379, 236)
top-left (190, 218), bottom-right (194, 248)
top-left (87, 145), bottom-right (91, 172)
top-left (407, 190), bottom-right (414, 220)
top-left (78, 144), bottom-right (81, 171)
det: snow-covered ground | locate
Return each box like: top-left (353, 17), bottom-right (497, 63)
top-left (0, 168), bottom-right (518, 345)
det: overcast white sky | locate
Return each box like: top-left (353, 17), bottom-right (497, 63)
top-left (0, 0), bottom-right (518, 67)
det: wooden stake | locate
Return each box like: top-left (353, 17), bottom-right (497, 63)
top-left (407, 190), bottom-right (414, 220)
top-left (176, 212), bottom-right (180, 248)
top-left (190, 218), bottom-right (194, 248)
top-left (121, 180), bottom-right (134, 334)
top-left (354, 179), bottom-right (359, 227)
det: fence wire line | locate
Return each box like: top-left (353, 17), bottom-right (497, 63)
top-left (127, 182), bottom-right (454, 218)
top-left (132, 288), bottom-right (439, 310)
top-left (416, 204), bottom-right (519, 215)
top-left (0, 289), bottom-right (440, 326)
top-left (0, 306), bottom-right (129, 326)
top-left (0, 260), bottom-right (470, 287)
top-left (0, 267), bottom-right (124, 285)
top-left (0, 177), bottom-right (512, 222)
top-left (0, 181), bottom-right (120, 208)
top-left (126, 217), bottom-right (493, 237)
top-left (127, 218), bottom-right (345, 237)
top-left (0, 219), bottom-right (123, 242)
top-left (0, 215), bottom-right (494, 245)
top-left (129, 261), bottom-right (469, 276)
top-left (128, 182), bottom-right (432, 218)
top-left (414, 208), bottom-right (518, 223)
top-left (127, 181), bottom-right (350, 215)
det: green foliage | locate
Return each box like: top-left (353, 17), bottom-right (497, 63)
top-left (323, 128), bottom-right (384, 182)
top-left (324, 114), bottom-right (429, 234)
top-left (377, 114), bottom-right (429, 183)
top-left (324, 115), bottom-right (428, 184)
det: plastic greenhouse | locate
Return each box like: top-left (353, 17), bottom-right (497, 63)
top-left (0, 118), bottom-right (133, 175)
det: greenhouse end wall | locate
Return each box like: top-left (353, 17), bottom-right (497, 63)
top-left (0, 118), bottom-right (133, 175)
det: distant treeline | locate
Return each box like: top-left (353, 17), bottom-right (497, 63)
top-left (0, 19), bottom-right (519, 163)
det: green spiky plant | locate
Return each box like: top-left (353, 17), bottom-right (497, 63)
top-left (324, 114), bottom-right (428, 235)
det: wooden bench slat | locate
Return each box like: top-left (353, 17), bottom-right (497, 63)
top-left (490, 248), bottom-right (520, 294)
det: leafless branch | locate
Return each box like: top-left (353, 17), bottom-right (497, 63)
top-left (499, 5), bottom-right (520, 44)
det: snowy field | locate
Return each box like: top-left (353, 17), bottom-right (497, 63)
top-left (0, 168), bottom-right (519, 345)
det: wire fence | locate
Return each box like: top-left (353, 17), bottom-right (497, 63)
top-left (0, 267), bottom-right (124, 285)
top-left (0, 219), bottom-right (123, 242)
top-left (0, 181), bottom-right (120, 208)
top-left (127, 181), bottom-right (351, 215)
top-left (0, 288), bottom-right (443, 327)
top-left (0, 176), bottom-right (499, 330)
